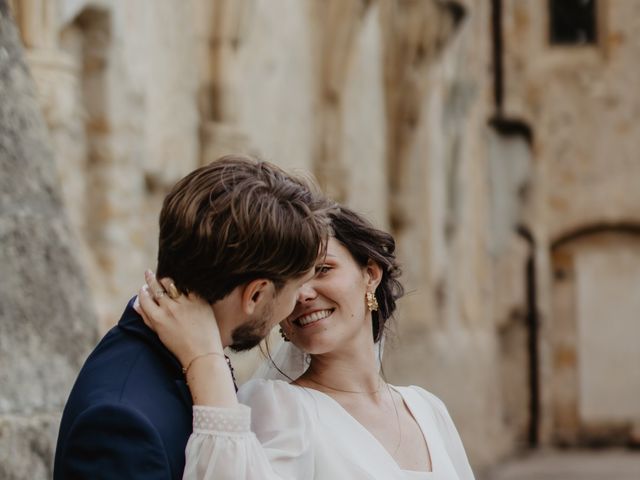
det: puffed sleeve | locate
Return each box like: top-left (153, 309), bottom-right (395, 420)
top-left (412, 387), bottom-right (476, 480)
top-left (183, 379), bottom-right (313, 480)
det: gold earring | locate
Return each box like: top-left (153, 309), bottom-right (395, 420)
top-left (366, 292), bottom-right (379, 312)
top-left (279, 327), bottom-right (290, 342)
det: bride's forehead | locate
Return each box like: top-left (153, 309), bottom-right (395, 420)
top-left (324, 238), bottom-right (349, 256)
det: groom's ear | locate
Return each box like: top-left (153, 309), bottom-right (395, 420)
top-left (240, 279), bottom-right (272, 315)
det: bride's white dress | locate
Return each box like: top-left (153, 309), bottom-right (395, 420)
top-left (183, 379), bottom-right (475, 480)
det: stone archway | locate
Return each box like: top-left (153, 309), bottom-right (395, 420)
top-left (549, 225), bottom-right (640, 446)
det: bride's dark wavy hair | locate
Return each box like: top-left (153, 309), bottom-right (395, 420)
top-left (261, 204), bottom-right (404, 381)
top-left (328, 206), bottom-right (404, 341)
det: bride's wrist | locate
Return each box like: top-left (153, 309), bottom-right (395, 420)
top-left (182, 349), bottom-right (223, 371)
top-left (186, 354), bottom-right (238, 407)
top-left (184, 353), bottom-right (235, 393)
top-left (178, 337), bottom-right (224, 367)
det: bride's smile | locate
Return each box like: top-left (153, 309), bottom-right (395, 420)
top-left (294, 308), bottom-right (335, 327)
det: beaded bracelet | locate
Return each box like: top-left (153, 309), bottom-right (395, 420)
top-left (182, 352), bottom-right (238, 391)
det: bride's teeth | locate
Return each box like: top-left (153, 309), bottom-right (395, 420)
top-left (298, 309), bottom-right (332, 326)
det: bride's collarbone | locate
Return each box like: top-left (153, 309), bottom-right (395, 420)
top-left (336, 392), bottom-right (433, 472)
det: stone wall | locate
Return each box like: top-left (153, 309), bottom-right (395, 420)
top-left (0, 2), bottom-right (97, 478)
top-left (11, 0), bottom-right (201, 332)
top-left (3, 0), bottom-right (524, 471)
top-left (501, 0), bottom-right (640, 447)
top-left (502, 0), bottom-right (640, 238)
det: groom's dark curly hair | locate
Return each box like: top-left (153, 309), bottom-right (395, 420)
top-left (156, 155), bottom-right (330, 303)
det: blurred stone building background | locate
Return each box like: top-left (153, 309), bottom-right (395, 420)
top-left (1, 0), bottom-right (639, 478)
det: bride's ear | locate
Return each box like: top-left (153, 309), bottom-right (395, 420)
top-left (364, 260), bottom-right (382, 290)
top-left (240, 278), bottom-right (273, 315)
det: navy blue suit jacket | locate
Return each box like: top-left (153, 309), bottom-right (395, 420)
top-left (54, 298), bottom-right (193, 479)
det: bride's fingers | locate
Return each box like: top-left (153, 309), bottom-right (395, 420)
top-left (138, 285), bottom-right (164, 324)
top-left (144, 270), bottom-right (167, 305)
top-left (158, 277), bottom-right (181, 301)
top-left (133, 295), bottom-right (142, 315)
top-left (134, 292), bottom-right (155, 330)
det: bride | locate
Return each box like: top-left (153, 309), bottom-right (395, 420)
top-left (137, 205), bottom-right (475, 480)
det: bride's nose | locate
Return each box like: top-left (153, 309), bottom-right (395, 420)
top-left (297, 282), bottom-right (317, 303)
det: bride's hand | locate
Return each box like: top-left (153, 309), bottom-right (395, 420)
top-left (135, 270), bottom-right (224, 369)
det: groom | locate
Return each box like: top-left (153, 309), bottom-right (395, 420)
top-left (53, 155), bottom-right (329, 479)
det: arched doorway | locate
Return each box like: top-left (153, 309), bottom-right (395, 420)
top-left (550, 225), bottom-right (640, 446)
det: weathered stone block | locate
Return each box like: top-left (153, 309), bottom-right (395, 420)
top-left (0, 414), bottom-right (60, 480)
top-left (0, 3), bottom-right (97, 477)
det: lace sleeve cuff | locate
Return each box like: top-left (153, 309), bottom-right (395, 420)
top-left (193, 405), bottom-right (251, 434)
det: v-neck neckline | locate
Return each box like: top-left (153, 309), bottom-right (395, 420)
top-left (297, 384), bottom-right (435, 475)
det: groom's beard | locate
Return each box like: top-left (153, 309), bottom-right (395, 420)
top-left (229, 304), bottom-right (273, 352)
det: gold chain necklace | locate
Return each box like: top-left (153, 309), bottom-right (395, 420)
top-left (305, 375), bottom-right (404, 454)
top-left (303, 375), bottom-right (384, 394)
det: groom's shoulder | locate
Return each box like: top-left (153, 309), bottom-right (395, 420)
top-left (56, 305), bottom-right (191, 472)
top-left (68, 303), bottom-right (182, 407)
top-left (77, 330), bottom-right (151, 391)
top-left (55, 309), bottom-right (191, 479)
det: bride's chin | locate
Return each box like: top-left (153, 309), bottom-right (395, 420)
top-left (299, 340), bottom-right (337, 357)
